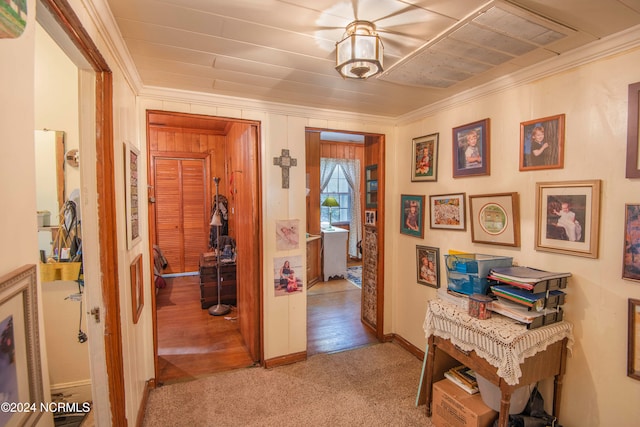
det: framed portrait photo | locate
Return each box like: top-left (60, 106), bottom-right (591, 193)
top-left (452, 118), bottom-right (490, 178)
top-left (535, 180), bottom-right (601, 258)
top-left (411, 133), bottom-right (438, 182)
top-left (416, 245), bottom-right (440, 288)
top-left (429, 193), bottom-right (466, 231)
top-left (469, 192), bottom-right (520, 247)
top-left (520, 114), bottom-right (565, 171)
top-left (400, 194), bottom-right (425, 238)
top-left (627, 82), bottom-right (640, 178)
top-left (130, 254), bottom-right (144, 324)
top-left (623, 204), bottom-right (640, 282)
top-left (628, 298), bottom-right (640, 380)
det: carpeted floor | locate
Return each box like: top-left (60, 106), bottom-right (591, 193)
top-left (346, 265), bottom-right (362, 288)
top-left (143, 342), bottom-right (432, 426)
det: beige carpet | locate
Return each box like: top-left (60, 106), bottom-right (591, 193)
top-left (143, 342), bottom-right (433, 426)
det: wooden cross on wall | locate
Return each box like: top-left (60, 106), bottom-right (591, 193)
top-left (273, 149), bottom-right (297, 189)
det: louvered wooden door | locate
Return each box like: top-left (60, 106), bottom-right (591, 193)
top-left (154, 156), bottom-right (209, 273)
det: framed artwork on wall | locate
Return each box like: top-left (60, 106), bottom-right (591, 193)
top-left (627, 82), bottom-right (640, 178)
top-left (400, 194), bottom-right (425, 238)
top-left (429, 193), bottom-right (466, 231)
top-left (124, 142), bottom-right (141, 249)
top-left (130, 254), bottom-right (144, 324)
top-left (452, 118), bottom-right (490, 178)
top-left (469, 192), bottom-right (520, 247)
top-left (416, 245), bottom-right (440, 288)
top-left (628, 298), bottom-right (640, 380)
top-left (535, 180), bottom-right (601, 258)
top-left (0, 265), bottom-right (45, 426)
top-left (411, 133), bottom-right (439, 182)
top-left (623, 203), bottom-right (640, 282)
top-left (520, 114), bottom-right (565, 171)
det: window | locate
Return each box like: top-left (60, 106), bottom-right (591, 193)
top-left (321, 165), bottom-right (351, 224)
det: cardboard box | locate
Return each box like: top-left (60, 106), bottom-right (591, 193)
top-left (432, 379), bottom-right (497, 427)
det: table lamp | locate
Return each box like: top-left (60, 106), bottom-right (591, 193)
top-left (322, 197), bottom-right (340, 230)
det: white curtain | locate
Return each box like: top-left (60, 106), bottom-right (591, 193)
top-left (320, 157), bottom-right (362, 259)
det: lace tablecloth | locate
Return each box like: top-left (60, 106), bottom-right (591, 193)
top-left (423, 299), bottom-right (574, 385)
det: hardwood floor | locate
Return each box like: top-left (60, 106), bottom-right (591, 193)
top-left (156, 266), bottom-right (376, 383)
top-left (307, 273), bottom-right (378, 356)
top-left (156, 275), bottom-right (254, 384)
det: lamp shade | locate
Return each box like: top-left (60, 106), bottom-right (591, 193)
top-left (322, 196), bottom-right (340, 208)
top-left (335, 21), bottom-right (383, 79)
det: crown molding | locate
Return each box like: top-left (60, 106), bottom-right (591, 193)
top-left (396, 24), bottom-right (640, 125)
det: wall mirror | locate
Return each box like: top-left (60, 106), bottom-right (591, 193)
top-left (35, 129), bottom-right (65, 227)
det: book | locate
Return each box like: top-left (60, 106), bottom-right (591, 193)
top-left (444, 371), bottom-right (479, 394)
top-left (490, 266), bottom-right (571, 283)
top-left (491, 285), bottom-right (548, 311)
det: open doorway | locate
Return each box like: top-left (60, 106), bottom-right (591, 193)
top-left (146, 111), bottom-right (263, 382)
top-left (305, 129), bottom-right (385, 355)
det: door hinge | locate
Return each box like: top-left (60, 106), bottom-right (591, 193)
top-left (89, 307), bottom-right (100, 323)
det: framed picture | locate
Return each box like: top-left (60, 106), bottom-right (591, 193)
top-left (623, 204), bottom-right (640, 282)
top-left (429, 193), bottom-right (466, 231)
top-left (629, 299), bottom-right (640, 380)
top-left (130, 254), bottom-right (144, 324)
top-left (0, 265), bottom-right (45, 426)
top-left (416, 245), bottom-right (440, 288)
top-left (535, 180), bottom-right (601, 258)
top-left (469, 192), bottom-right (521, 247)
top-left (365, 210), bottom-right (376, 226)
top-left (627, 82), bottom-right (640, 178)
top-left (411, 133), bottom-right (439, 182)
top-left (124, 142), bottom-right (141, 249)
top-left (520, 114), bottom-right (566, 171)
top-left (452, 118), bottom-right (490, 178)
top-left (400, 195), bottom-right (425, 238)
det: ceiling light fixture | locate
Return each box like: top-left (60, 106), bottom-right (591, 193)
top-left (335, 20), bottom-right (384, 79)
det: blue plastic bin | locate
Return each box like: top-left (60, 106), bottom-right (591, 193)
top-left (444, 254), bottom-right (513, 295)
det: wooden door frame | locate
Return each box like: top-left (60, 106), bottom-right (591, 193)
top-left (146, 112), bottom-right (264, 379)
top-left (40, 0), bottom-right (126, 423)
top-left (305, 128), bottom-right (386, 340)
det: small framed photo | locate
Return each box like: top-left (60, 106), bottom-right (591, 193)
top-left (535, 180), bottom-right (601, 258)
top-left (469, 192), bottom-right (521, 247)
top-left (400, 194), bottom-right (425, 238)
top-left (429, 193), bottom-right (466, 231)
top-left (629, 298), bottom-right (640, 380)
top-left (416, 245), bottom-right (440, 288)
top-left (411, 133), bottom-right (439, 182)
top-left (623, 204), bottom-right (640, 282)
top-left (365, 210), bottom-right (376, 227)
top-left (520, 114), bottom-right (566, 171)
top-left (626, 82), bottom-right (640, 178)
top-left (130, 254), bottom-right (144, 324)
top-left (452, 118), bottom-right (490, 178)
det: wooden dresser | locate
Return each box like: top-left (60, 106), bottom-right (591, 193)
top-left (199, 254), bottom-right (237, 309)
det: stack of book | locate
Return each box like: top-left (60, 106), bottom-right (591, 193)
top-left (487, 266), bottom-right (571, 329)
top-left (444, 365), bottom-right (479, 394)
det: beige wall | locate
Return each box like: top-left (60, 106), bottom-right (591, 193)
top-left (391, 43), bottom-right (640, 425)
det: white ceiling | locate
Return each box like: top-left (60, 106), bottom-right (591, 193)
top-left (105, 0), bottom-right (640, 117)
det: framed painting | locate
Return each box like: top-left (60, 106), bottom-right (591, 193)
top-left (520, 114), bottom-right (566, 171)
top-left (623, 204), bottom-right (640, 282)
top-left (452, 118), bottom-right (490, 178)
top-left (429, 193), bottom-right (466, 231)
top-left (130, 254), bottom-right (144, 324)
top-left (124, 142), bottom-right (141, 249)
top-left (416, 245), bottom-right (440, 288)
top-left (627, 82), bottom-right (640, 178)
top-left (400, 194), bottom-right (425, 238)
top-left (535, 180), bottom-right (601, 258)
top-left (0, 265), bottom-right (45, 426)
top-left (411, 133), bottom-right (439, 182)
top-left (629, 299), bottom-right (640, 380)
top-left (469, 192), bottom-right (520, 247)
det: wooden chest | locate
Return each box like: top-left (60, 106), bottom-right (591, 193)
top-left (199, 254), bottom-right (237, 309)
